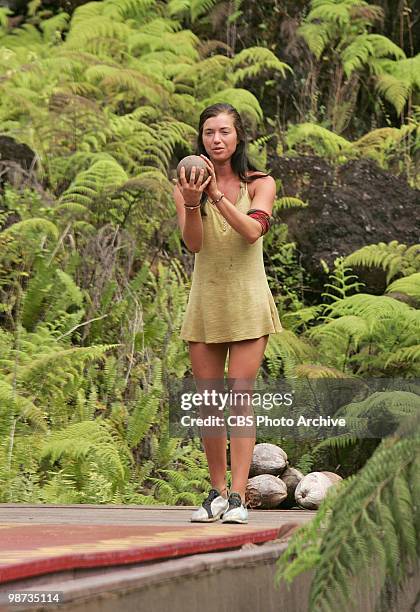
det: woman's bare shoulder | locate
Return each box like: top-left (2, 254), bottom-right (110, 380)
top-left (245, 170), bottom-right (268, 178)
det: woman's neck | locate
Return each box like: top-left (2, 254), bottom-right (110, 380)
top-left (214, 160), bottom-right (237, 182)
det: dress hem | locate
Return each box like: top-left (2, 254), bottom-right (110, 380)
top-left (180, 326), bottom-right (284, 344)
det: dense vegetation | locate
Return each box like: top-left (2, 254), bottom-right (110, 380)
top-left (0, 0), bottom-right (419, 609)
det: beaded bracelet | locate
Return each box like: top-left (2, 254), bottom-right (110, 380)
top-left (249, 214), bottom-right (269, 236)
top-left (246, 209), bottom-right (272, 236)
top-left (211, 192), bottom-right (225, 205)
top-left (246, 208), bottom-right (273, 222)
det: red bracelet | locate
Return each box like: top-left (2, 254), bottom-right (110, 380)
top-left (247, 210), bottom-right (271, 236)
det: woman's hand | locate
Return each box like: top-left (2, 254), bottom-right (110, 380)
top-left (174, 165), bottom-right (211, 206)
top-left (199, 154), bottom-right (219, 200)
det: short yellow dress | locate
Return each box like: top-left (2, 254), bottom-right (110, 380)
top-left (179, 180), bottom-right (284, 343)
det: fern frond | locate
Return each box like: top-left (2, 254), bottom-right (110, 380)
top-left (307, 2), bottom-right (351, 27)
top-left (386, 345), bottom-right (420, 365)
top-left (286, 123), bottom-right (352, 158)
top-left (103, 0), bottom-right (156, 21)
top-left (265, 330), bottom-right (316, 378)
top-left (353, 125), bottom-right (414, 154)
top-left (342, 34), bottom-right (405, 78)
top-left (385, 272), bottom-right (420, 303)
top-left (344, 241), bottom-right (420, 284)
top-left (202, 88), bottom-right (263, 133)
top-left (324, 293), bottom-right (412, 320)
top-left (40, 420), bottom-right (130, 487)
top-left (375, 74), bottom-right (410, 114)
top-left (309, 432), bottom-right (419, 609)
top-left (310, 312), bottom-right (368, 341)
top-left (294, 364), bottom-right (351, 378)
top-left (297, 22), bottom-right (331, 59)
top-left (0, 379), bottom-right (47, 432)
top-left (11, 344), bottom-right (120, 386)
top-left (276, 419), bottom-right (420, 610)
top-left (1, 218), bottom-right (59, 242)
top-left (167, 0), bottom-right (219, 24)
top-left (40, 12), bottom-right (70, 42)
top-left (313, 433), bottom-right (359, 451)
top-left (126, 359), bottom-right (163, 447)
top-left (231, 47), bottom-right (292, 85)
top-left (274, 197), bottom-right (308, 210)
top-left (65, 16), bottom-right (133, 49)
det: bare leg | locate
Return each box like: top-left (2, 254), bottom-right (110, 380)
top-left (188, 341), bottom-right (229, 497)
top-left (227, 335), bottom-right (269, 503)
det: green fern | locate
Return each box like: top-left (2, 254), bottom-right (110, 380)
top-left (344, 241), bottom-right (420, 284)
top-left (264, 330), bottom-right (316, 379)
top-left (286, 123), bottom-right (353, 158)
top-left (40, 420), bottom-right (131, 491)
top-left (275, 417), bottom-right (419, 611)
top-left (320, 256), bottom-right (365, 305)
top-left (341, 34), bottom-right (405, 78)
top-left (231, 47), bottom-right (292, 84)
top-left (126, 358), bottom-right (163, 448)
top-left (274, 196), bottom-right (308, 211)
top-left (375, 54), bottom-right (420, 114)
top-left (385, 272), bottom-right (420, 304)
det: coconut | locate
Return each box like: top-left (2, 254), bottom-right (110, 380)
top-left (249, 443), bottom-right (288, 477)
top-left (177, 155), bottom-right (209, 182)
top-left (295, 471), bottom-right (343, 510)
top-left (246, 474), bottom-right (288, 509)
top-left (279, 466), bottom-right (304, 508)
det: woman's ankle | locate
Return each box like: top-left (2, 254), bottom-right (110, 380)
top-left (215, 484), bottom-right (228, 498)
top-left (229, 490), bottom-right (245, 504)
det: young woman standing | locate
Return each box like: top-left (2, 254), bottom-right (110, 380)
top-left (173, 103), bottom-right (283, 523)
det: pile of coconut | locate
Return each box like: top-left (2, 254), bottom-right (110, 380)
top-left (245, 443), bottom-right (342, 510)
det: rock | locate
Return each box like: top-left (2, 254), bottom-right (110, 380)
top-left (249, 443), bottom-right (288, 477)
top-left (279, 466), bottom-right (304, 508)
top-left (0, 135), bottom-right (37, 191)
top-left (295, 471), bottom-right (343, 509)
top-left (384, 291), bottom-right (418, 308)
top-left (267, 154), bottom-right (420, 299)
top-left (246, 474), bottom-right (288, 509)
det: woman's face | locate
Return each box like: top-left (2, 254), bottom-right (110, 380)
top-left (202, 113), bottom-right (238, 162)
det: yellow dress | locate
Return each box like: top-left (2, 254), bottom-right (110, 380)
top-left (179, 181), bottom-right (284, 343)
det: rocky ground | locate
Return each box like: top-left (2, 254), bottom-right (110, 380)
top-left (267, 154), bottom-right (419, 299)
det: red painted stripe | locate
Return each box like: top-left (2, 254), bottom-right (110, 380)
top-left (0, 524), bottom-right (297, 583)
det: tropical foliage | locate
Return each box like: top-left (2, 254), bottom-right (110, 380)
top-left (275, 412), bottom-right (420, 611)
top-left (0, 0), bottom-right (419, 609)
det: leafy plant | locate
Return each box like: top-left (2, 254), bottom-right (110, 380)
top-left (275, 414), bottom-right (420, 612)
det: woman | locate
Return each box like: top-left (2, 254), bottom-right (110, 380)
top-left (173, 103), bottom-right (283, 524)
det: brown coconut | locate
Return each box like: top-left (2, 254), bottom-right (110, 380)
top-left (295, 471), bottom-right (343, 510)
top-left (177, 155), bottom-right (209, 182)
top-left (246, 474), bottom-right (288, 509)
top-left (249, 443), bottom-right (288, 477)
top-left (279, 467), bottom-right (304, 508)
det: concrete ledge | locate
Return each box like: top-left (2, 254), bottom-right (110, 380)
top-left (0, 541), bottom-right (312, 612)
top-left (1, 542), bottom-right (418, 612)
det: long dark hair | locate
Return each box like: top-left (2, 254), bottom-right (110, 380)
top-left (196, 103), bottom-right (271, 216)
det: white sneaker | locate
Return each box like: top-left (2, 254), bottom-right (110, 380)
top-left (221, 492), bottom-right (248, 524)
top-left (191, 488), bottom-right (229, 522)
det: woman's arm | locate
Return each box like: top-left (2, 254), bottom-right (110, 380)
top-left (173, 184), bottom-right (203, 253)
top-left (213, 176), bottom-right (276, 244)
